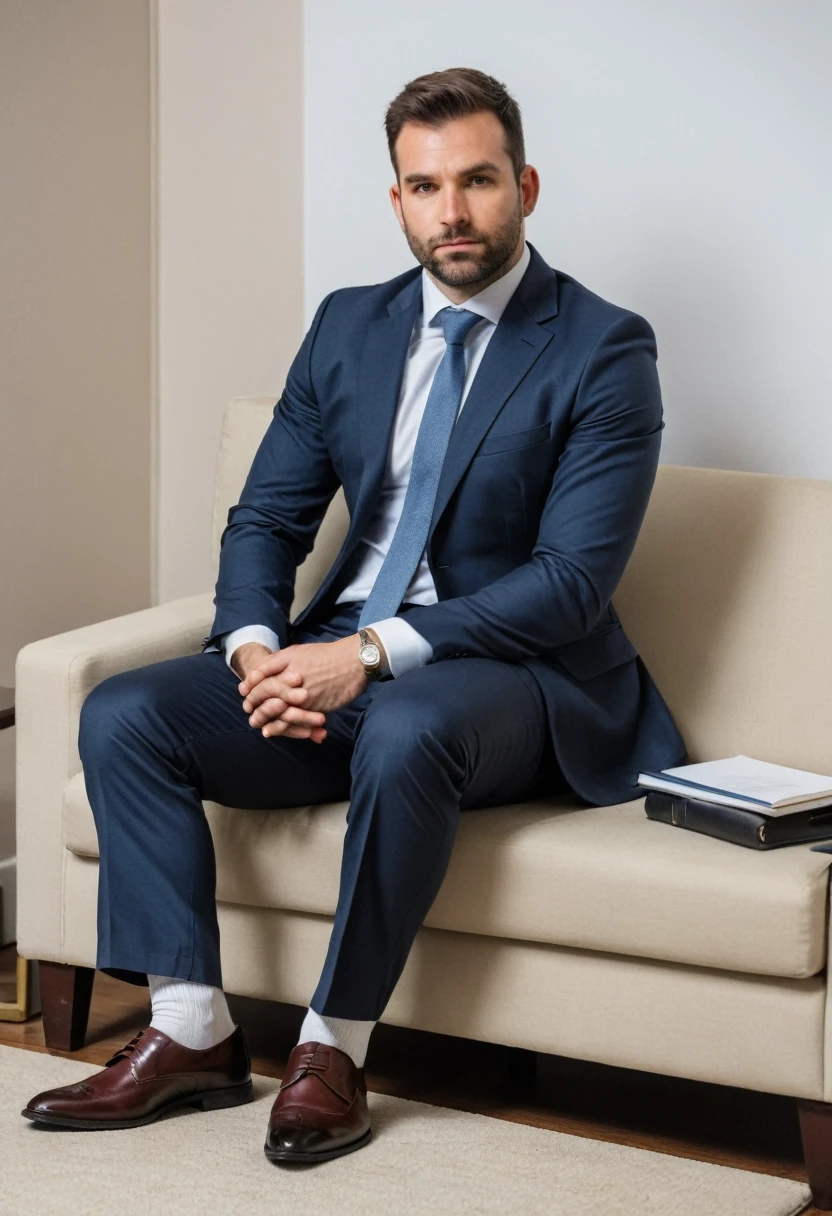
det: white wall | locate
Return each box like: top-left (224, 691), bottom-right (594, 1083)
top-left (304, 0), bottom-right (831, 478)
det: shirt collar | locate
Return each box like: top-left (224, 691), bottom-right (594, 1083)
top-left (420, 240), bottom-right (531, 330)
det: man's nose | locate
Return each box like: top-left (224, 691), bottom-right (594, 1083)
top-left (437, 187), bottom-right (471, 229)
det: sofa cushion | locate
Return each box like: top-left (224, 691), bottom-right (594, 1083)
top-left (62, 771), bottom-right (832, 980)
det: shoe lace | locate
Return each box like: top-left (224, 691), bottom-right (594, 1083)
top-left (286, 1047), bottom-right (349, 1102)
top-left (104, 1028), bottom-right (147, 1068)
top-left (293, 1046), bottom-right (331, 1080)
top-left (298, 1060), bottom-right (330, 1079)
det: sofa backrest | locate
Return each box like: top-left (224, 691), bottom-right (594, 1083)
top-left (615, 463), bottom-right (832, 771)
top-left (212, 396), bottom-right (832, 772)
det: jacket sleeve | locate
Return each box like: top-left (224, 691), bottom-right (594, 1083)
top-left (400, 311), bottom-right (665, 662)
top-left (201, 291), bottom-right (340, 654)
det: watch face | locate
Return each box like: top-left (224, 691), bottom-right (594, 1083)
top-left (360, 643), bottom-right (381, 665)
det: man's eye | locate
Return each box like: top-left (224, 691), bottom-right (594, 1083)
top-left (413, 177), bottom-right (490, 193)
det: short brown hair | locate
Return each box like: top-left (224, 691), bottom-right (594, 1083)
top-left (384, 67), bottom-right (526, 185)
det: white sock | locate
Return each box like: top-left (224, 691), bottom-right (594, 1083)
top-left (147, 974), bottom-right (236, 1051)
top-left (297, 1006), bottom-right (375, 1069)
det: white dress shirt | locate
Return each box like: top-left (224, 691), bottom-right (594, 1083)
top-left (215, 240), bottom-right (532, 677)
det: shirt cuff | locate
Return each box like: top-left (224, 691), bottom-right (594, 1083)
top-left (365, 616), bottom-right (433, 678)
top-left (221, 625), bottom-right (280, 671)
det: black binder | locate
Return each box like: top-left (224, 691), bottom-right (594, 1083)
top-left (643, 789), bottom-right (832, 850)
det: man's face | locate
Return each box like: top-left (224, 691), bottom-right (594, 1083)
top-left (389, 110), bottom-right (539, 294)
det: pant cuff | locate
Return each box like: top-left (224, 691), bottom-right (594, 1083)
top-left (96, 947), bottom-right (222, 990)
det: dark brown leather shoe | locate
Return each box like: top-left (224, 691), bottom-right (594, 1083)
top-left (264, 1040), bottom-right (372, 1163)
top-left (21, 1024), bottom-right (253, 1129)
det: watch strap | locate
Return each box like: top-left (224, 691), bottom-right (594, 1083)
top-left (359, 626), bottom-right (390, 680)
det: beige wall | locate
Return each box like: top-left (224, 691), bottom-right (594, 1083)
top-left (0, 0), bottom-right (154, 861)
top-left (156, 0), bottom-right (304, 602)
top-left (0, 0), bottom-right (305, 865)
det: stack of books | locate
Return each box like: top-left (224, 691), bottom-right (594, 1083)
top-left (636, 755), bottom-right (832, 850)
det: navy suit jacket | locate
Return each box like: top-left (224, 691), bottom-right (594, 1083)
top-left (203, 240), bottom-right (688, 806)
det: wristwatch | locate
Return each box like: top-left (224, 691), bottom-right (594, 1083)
top-left (358, 627), bottom-right (389, 681)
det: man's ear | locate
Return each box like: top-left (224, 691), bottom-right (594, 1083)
top-left (389, 184), bottom-right (405, 231)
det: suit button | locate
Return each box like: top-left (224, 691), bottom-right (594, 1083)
top-left (437, 564), bottom-right (450, 571)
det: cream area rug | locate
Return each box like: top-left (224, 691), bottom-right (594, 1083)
top-left (1, 1044), bottom-right (812, 1216)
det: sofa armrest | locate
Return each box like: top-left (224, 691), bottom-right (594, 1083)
top-left (14, 591), bottom-right (215, 965)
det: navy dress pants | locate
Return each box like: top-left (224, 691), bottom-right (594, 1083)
top-left (78, 599), bottom-right (568, 1021)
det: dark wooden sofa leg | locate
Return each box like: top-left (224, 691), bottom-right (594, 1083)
top-left (797, 1097), bottom-right (832, 1210)
top-left (38, 961), bottom-right (95, 1051)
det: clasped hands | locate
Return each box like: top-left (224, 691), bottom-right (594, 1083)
top-left (235, 634), bottom-right (369, 744)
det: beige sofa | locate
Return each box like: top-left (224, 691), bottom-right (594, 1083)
top-left (15, 396), bottom-right (832, 1207)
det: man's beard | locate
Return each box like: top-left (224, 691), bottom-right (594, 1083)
top-left (402, 195), bottom-right (524, 289)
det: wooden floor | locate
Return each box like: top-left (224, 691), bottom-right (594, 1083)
top-left (0, 943), bottom-right (819, 1212)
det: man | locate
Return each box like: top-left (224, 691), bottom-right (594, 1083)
top-left (22, 67), bottom-right (686, 1163)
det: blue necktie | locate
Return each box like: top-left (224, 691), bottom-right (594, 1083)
top-left (357, 306), bottom-right (482, 628)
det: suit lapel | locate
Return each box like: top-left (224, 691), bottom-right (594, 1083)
top-left (355, 276), bottom-right (422, 522)
top-left (354, 242), bottom-right (559, 543)
top-left (429, 254), bottom-right (558, 535)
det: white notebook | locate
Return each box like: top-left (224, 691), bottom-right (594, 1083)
top-left (637, 755), bottom-right (832, 817)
